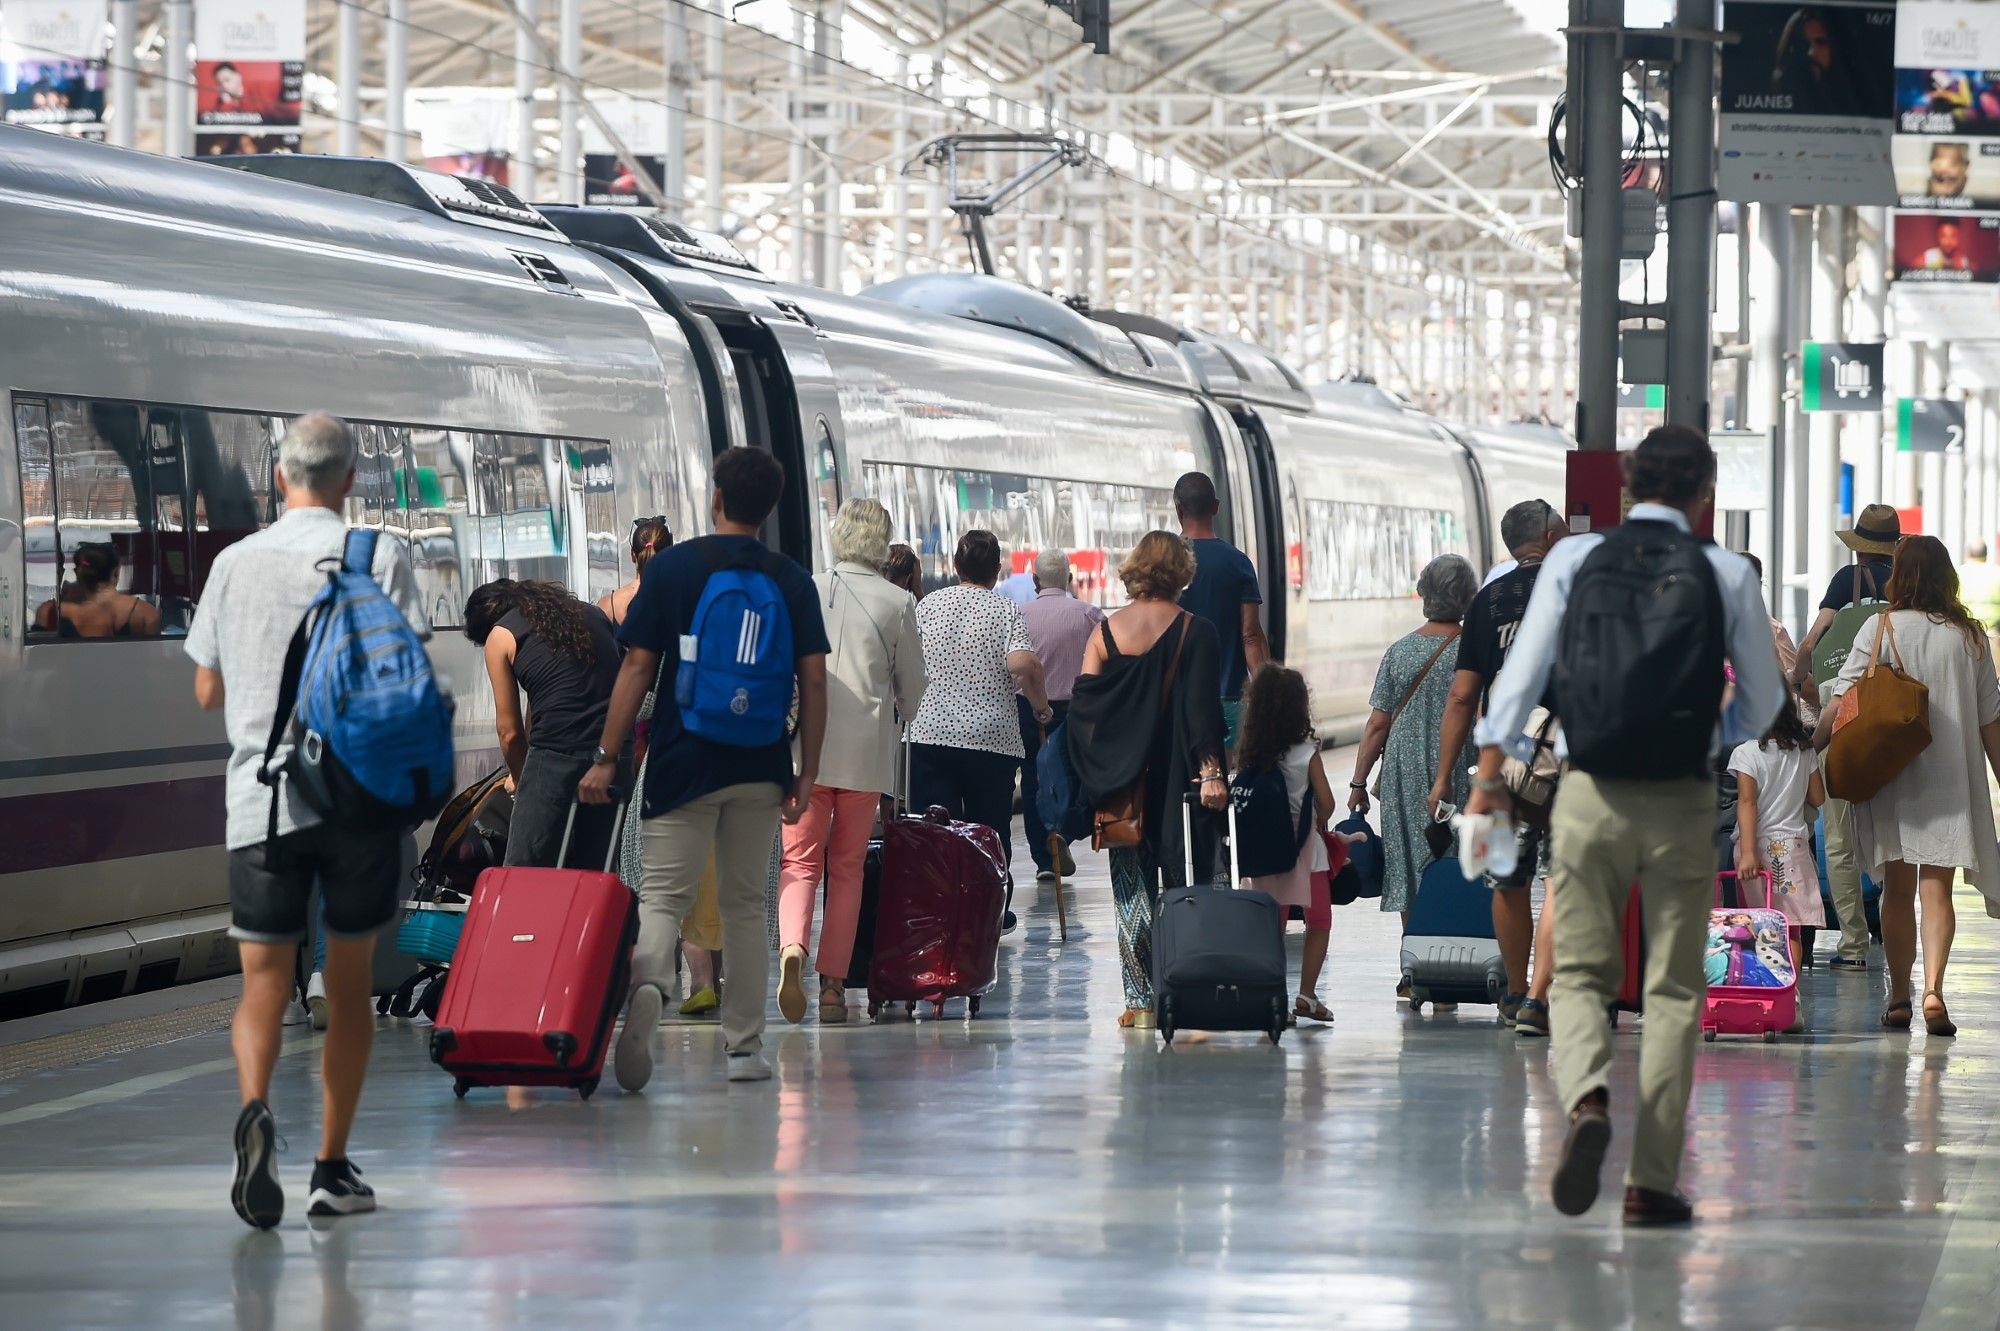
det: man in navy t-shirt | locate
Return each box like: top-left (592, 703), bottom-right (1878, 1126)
top-left (1174, 471), bottom-right (1268, 745)
top-left (580, 447), bottom-right (829, 1092)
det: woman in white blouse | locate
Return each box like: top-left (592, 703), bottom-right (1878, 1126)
top-left (775, 500), bottom-right (926, 1024)
top-left (909, 530), bottom-right (1054, 933)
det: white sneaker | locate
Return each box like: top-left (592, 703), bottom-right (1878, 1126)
top-left (305, 973), bottom-right (328, 1032)
top-left (614, 984), bottom-right (663, 1093)
top-left (726, 1051), bottom-right (772, 1083)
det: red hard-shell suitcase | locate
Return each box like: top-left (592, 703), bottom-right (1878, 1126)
top-left (867, 807), bottom-right (1007, 1019)
top-left (429, 805), bottom-right (637, 1099)
top-left (1610, 883), bottom-right (1644, 1024)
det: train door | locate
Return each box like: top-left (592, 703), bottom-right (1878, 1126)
top-left (705, 308), bottom-right (840, 572)
top-left (1224, 408), bottom-right (1288, 664)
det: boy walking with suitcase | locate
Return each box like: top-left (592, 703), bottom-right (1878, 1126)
top-left (581, 449), bottom-right (829, 1089)
top-left (1463, 427), bottom-right (1785, 1226)
top-left (186, 414), bottom-right (434, 1228)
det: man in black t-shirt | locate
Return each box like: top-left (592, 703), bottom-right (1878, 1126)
top-left (1433, 499), bottom-right (1567, 1035)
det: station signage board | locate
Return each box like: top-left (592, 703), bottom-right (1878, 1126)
top-left (1897, 397), bottom-right (1967, 452)
top-left (0, 0), bottom-right (108, 138)
top-left (1802, 341), bottom-right (1885, 412)
top-left (1718, 0), bottom-right (1897, 205)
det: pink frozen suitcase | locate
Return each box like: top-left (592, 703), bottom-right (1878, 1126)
top-left (1702, 871), bottom-right (1798, 1042)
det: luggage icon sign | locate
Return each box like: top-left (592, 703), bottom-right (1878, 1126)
top-left (1831, 354), bottom-right (1871, 399)
top-left (1803, 341), bottom-right (1885, 413)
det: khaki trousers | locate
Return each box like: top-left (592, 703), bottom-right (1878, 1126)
top-left (1548, 773), bottom-right (1715, 1195)
top-left (1819, 767), bottom-right (1870, 963)
top-left (634, 782), bottom-right (782, 1056)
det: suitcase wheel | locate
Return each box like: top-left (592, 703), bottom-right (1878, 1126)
top-left (1762, 1029), bottom-right (1777, 1043)
top-left (967, 997), bottom-right (981, 1018)
top-left (867, 999), bottom-right (882, 1019)
top-left (453, 1078), bottom-right (471, 1099)
top-left (578, 1078), bottom-right (599, 1100)
top-left (1703, 1029), bottom-right (1716, 1042)
top-left (1268, 997), bottom-right (1285, 1045)
top-left (932, 1000), bottom-right (945, 1020)
top-left (1409, 986), bottom-right (1429, 1011)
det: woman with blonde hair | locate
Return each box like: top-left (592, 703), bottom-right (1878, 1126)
top-left (1817, 534), bottom-right (2000, 1036)
top-left (775, 498), bottom-right (927, 1023)
top-left (1070, 531), bottom-right (1228, 1029)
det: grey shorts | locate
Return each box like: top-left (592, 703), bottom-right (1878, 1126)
top-left (227, 822), bottom-right (401, 944)
top-left (1487, 819), bottom-right (1550, 891)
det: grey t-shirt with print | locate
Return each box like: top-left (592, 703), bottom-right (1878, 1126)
top-left (184, 506), bottom-right (429, 850)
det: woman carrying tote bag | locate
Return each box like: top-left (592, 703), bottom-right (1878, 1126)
top-left (1815, 536), bottom-right (2000, 1037)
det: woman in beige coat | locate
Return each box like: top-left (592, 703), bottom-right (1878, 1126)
top-left (775, 499), bottom-right (926, 1023)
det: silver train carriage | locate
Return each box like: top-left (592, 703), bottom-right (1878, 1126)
top-left (0, 128), bottom-right (1568, 1014)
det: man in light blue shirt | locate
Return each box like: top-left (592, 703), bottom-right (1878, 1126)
top-left (1465, 425), bottom-right (1785, 1228)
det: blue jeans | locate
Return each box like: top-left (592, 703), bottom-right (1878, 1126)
top-left (1017, 696), bottom-right (1068, 873)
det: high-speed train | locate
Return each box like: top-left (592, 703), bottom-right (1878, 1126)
top-left (0, 127), bottom-right (1567, 1015)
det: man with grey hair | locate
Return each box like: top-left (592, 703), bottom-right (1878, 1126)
top-left (1019, 546), bottom-right (1106, 881)
top-left (186, 411), bottom-right (427, 1228)
top-left (1432, 497), bottom-right (1568, 1036)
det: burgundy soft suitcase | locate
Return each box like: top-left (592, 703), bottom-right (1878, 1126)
top-left (866, 806), bottom-right (1007, 1019)
top-left (430, 804), bottom-right (637, 1099)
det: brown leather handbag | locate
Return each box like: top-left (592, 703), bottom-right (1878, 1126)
top-left (1093, 615), bottom-right (1192, 850)
top-left (1825, 614), bottom-right (1931, 803)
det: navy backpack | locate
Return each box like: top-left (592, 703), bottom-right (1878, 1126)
top-left (1229, 764), bottom-right (1314, 879)
top-left (261, 529), bottom-right (455, 839)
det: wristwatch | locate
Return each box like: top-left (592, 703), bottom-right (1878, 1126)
top-left (1470, 774), bottom-right (1508, 795)
top-left (591, 746), bottom-right (612, 766)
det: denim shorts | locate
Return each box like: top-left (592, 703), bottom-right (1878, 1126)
top-left (227, 821), bottom-right (401, 944)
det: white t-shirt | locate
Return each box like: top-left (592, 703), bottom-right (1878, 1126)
top-left (1277, 739), bottom-right (1330, 873)
top-left (1726, 740), bottom-right (1816, 843)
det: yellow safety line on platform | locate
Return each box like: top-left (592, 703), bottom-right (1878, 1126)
top-left (0, 1034), bottom-right (324, 1131)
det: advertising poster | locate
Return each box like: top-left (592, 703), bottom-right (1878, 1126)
top-left (413, 91), bottom-right (513, 182)
top-left (193, 0), bottom-right (304, 155)
top-left (584, 153), bottom-right (666, 207)
top-left (1890, 1), bottom-right (2000, 336)
top-left (0, 0), bottom-right (108, 136)
top-left (1718, 0), bottom-right (1897, 204)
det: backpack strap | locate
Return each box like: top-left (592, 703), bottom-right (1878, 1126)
top-left (343, 527), bottom-right (378, 576)
top-left (258, 604), bottom-right (318, 847)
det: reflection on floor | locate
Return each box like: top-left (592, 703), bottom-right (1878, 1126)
top-left (0, 831), bottom-right (1996, 1330)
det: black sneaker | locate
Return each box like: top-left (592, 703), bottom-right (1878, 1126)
top-left (306, 1159), bottom-right (376, 1218)
top-left (1515, 998), bottom-right (1551, 1037)
top-left (1001, 911), bottom-right (1019, 935)
top-left (230, 1099), bottom-right (284, 1230)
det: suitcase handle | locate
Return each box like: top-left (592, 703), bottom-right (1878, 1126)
top-left (1716, 869), bottom-right (1775, 910)
top-left (558, 791), bottom-right (627, 875)
top-left (1182, 787), bottom-right (1241, 887)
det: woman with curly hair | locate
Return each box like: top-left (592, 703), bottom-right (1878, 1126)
top-left (466, 579), bottom-right (629, 869)
top-left (1817, 535), bottom-right (2000, 1037)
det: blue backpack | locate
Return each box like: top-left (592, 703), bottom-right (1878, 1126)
top-left (676, 543), bottom-right (794, 747)
top-left (1229, 763), bottom-right (1314, 879)
top-left (260, 529), bottom-right (455, 839)
top-left (1336, 814), bottom-right (1384, 899)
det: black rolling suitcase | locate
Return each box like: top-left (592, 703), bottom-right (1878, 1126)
top-left (1153, 796), bottom-right (1289, 1046)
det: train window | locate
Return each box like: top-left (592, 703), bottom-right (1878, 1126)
top-left (570, 441), bottom-right (622, 605)
top-left (1301, 498), bottom-right (1470, 602)
top-left (464, 431), bottom-right (575, 588)
top-left (406, 429), bottom-right (474, 630)
top-left (16, 399), bottom-right (57, 622)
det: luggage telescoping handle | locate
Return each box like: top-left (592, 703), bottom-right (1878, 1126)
top-left (1182, 785), bottom-right (1241, 887)
top-left (1715, 870), bottom-right (1776, 910)
top-left (558, 792), bottom-right (627, 875)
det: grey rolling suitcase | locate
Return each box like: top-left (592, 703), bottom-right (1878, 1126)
top-left (1152, 797), bottom-right (1289, 1046)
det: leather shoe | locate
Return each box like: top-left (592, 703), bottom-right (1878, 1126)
top-left (1551, 1096), bottom-right (1611, 1217)
top-left (1622, 1186), bottom-right (1694, 1226)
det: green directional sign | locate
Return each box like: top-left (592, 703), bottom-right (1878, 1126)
top-left (1897, 398), bottom-right (1966, 453)
top-left (1617, 383), bottom-right (1665, 410)
top-left (1803, 341), bottom-right (1885, 413)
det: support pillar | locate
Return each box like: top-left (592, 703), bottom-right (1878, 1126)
top-left (1785, 208), bottom-right (1814, 629)
top-left (1852, 206), bottom-right (1888, 511)
top-left (109, 0), bottom-right (137, 148)
top-left (1807, 206), bottom-right (1846, 615)
top-left (385, 0), bottom-right (409, 162)
top-left (338, 0), bottom-right (361, 156)
top-left (663, 0), bottom-right (690, 214)
top-left (558, 0), bottom-right (582, 204)
top-left (1572, 0), bottom-right (1625, 448)
top-left (704, 5), bottom-right (726, 229)
top-left (1748, 203), bottom-right (1792, 617)
top-left (1667, 0), bottom-right (1717, 431)
top-left (513, 0), bottom-right (539, 199)
top-left (165, 0), bottom-right (192, 157)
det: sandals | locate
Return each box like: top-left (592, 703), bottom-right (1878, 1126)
top-left (1923, 990), bottom-right (1958, 1038)
top-left (1882, 999), bottom-right (1913, 1031)
top-left (818, 979), bottom-right (848, 1025)
top-left (1294, 995), bottom-right (1334, 1024)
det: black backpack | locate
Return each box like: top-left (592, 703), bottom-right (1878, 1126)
top-left (1229, 763), bottom-right (1315, 879)
top-left (1554, 519), bottom-right (1726, 781)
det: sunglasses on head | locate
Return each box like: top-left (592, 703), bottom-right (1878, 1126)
top-left (632, 515), bottom-right (667, 529)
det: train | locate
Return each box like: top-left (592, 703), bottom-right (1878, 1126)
top-left (0, 126), bottom-right (1568, 1015)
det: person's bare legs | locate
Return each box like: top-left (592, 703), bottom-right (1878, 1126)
top-left (1880, 860), bottom-right (1918, 1013)
top-left (684, 942), bottom-right (715, 991)
top-left (1918, 866), bottom-right (1958, 1023)
top-left (1300, 928), bottom-right (1330, 998)
top-left (1529, 884), bottom-right (1557, 1001)
top-left (317, 933), bottom-right (376, 1161)
top-left (1493, 885), bottom-right (1534, 996)
top-left (233, 942), bottom-right (293, 1104)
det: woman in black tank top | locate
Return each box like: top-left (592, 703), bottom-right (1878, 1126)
top-left (466, 580), bottom-right (629, 870)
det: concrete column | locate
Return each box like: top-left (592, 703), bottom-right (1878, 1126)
top-left (1923, 344), bottom-right (1948, 539)
top-left (513, 0), bottom-right (539, 198)
top-left (1747, 203), bottom-right (1791, 617)
top-left (887, 54), bottom-right (910, 276)
top-left (1573, 0), bottom-right (1626, 447)
top-left (1807, 207), bottom-right (1846, 615)
top-left (663, 0), bottom-right (690, 214)
top-left (1851, 206), bottom-right (1888, 513)
top-left (385, 0), bottom-right (409, 162)
top-left (164, 0), bottom-right (192, 157)
top-left (337, 0), bottom-right (361, 156)
top-left (704, 5), bottom-right (726, 229)
top-left (1785, 209), bottom-right (1814, 628)
top-left (558, 0), bottom-right (582, 204)
top-left (109, 0), bottom-right (137, 148)
top-left (1895, 341), bottom-right (1924, 511)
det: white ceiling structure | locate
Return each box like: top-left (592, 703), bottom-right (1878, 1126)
top-left (116, 0), bottom-right (1582, 420)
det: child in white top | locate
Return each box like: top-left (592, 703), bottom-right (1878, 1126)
top-left (1236, 666), bottom-right (1343, 1023)
top-left (1728, 698), bottom-right (1826, 931)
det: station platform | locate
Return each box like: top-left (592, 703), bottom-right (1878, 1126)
top-left (2, 829), bottom-right (1997, 1329)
